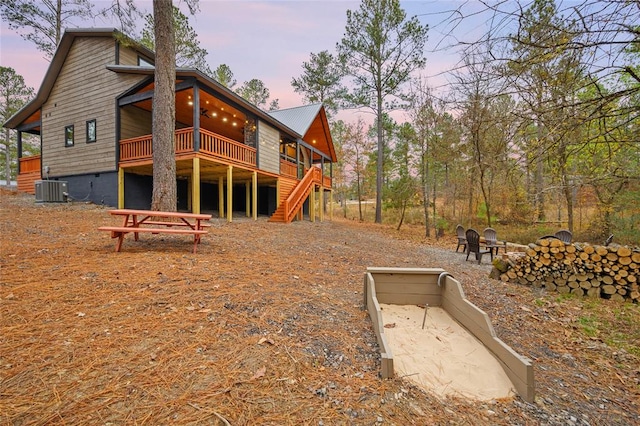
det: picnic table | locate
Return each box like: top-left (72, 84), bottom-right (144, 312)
top-left (98, 209), bottom-right (212, 253)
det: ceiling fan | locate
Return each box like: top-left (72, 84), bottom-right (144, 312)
top-left (200, 108), bottom-right (210, 118)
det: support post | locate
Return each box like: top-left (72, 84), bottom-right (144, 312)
top-left (310, 186), bottom-right (316, 223)
top-left (117, 167), bottom-right (124, 209)
top-left (193, 85), bottom-right (200, 152)
top-left (252, 171), bottom-right (258, 220)
top-left (319, 186), bottom-right (324, 222)
top-left (227, 165), bottom-right (233, 223)
top-left (192, 157), bottom-right (200, 214)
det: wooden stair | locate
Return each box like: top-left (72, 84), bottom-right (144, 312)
top-left (269, 167), bottom-right (322, 223)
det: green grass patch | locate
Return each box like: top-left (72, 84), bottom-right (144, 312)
top-left (575, 301), bottom-right (640, 357)
top-left (577, 316), bottom-right (600, 338)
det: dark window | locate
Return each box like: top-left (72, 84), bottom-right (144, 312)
top-left (65, 125), bottom-right (74, 147)
top-left (86, 119), bottom-right (96, 143)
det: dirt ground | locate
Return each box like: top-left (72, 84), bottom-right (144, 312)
top-left (1, 188), bottom-right (638, 425)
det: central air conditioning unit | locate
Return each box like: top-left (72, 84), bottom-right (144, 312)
top-left (34, 180), bottom-right (68, 202)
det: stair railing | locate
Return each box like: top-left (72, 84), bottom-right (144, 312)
top-left (283, 167), bottom-right (321, 223)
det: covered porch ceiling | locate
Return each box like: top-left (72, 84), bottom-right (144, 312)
top-left (125, 77), bottom-right (335, 163)
top-left (129, 81), bottom-right (248, 143)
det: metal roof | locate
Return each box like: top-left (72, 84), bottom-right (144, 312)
top-left (268, 104), bottom-right (323, 136)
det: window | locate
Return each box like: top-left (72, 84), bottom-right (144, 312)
top-left (138, 56), bottom-right (154, 67)
top-left (65, 125), bottom-right (74, 147)
top-left (86, 119), bottom-right (96, 143)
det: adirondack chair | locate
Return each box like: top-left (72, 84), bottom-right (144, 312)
top-left (483, 227), bottom-right (506, 255)
top-left (604, 234), bottom-right (614, 246)
top-left (554, 229), bottom-right (572, 244)
top-left (455, 224), bottom-right (467, 252)
top-left (465, 228), bottom-right (493, 264)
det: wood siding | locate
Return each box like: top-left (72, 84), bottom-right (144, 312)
top-left (17, 171), bottom-right (40, 194)
top-left (257, 121), bottom-right (279, 174)
top-left (42, 36), bottom-right (147, 176)
top-left (121, 106), bottom-right (152, 140)
top-left (117, 43), bottom-right (147, 66)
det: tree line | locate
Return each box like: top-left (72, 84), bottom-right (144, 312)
top-left (317, 0), bottom-right (638, 244)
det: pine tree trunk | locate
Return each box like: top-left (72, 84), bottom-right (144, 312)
top-left (375, 92), bottom-right (383, 224)
top-left (151, 0), bottom-right (177, 212)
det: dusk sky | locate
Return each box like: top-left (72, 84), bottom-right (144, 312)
top-left (1, 1), bottom-right (490, 121)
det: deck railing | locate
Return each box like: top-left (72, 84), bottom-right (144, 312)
top-left (119, 127), bottom-right (255, 167)
top-left (119, 128), bottom-right (331, 188)
top-left (19, 155), bottom-right (41, 173)
top-left (280, 159), bottom-right (298, 179)
top-left (120, 135), bottom-right (153, 161)
top-left (283, 167), bottom-right (317, 223)
top-left (175, 128), bottom-right (194, 154)
top-left (199, 128), bottom-right (256, 167)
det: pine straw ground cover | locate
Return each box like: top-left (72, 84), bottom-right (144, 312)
top-left (0, 188), bottom-right (638, 426)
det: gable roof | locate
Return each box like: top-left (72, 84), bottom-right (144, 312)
top-left (268, 103), bottom-right (322, 136)
top-left (269, 104), bottom-right (336, 162)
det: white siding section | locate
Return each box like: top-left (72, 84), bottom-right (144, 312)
top-left (258, 121), bottom-right (280, 174)
top-left (42, 36), bottom-right (146, 176)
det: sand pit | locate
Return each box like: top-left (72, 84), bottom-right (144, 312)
top-left (380, 303), bottom-right (515, 400)
top-left (364, 267), bottom-right (534, 402)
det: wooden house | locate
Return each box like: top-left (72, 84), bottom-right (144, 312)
top-left (4, 28), bottom-right (336, 223)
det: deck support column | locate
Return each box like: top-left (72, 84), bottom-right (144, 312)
top-left (192, 157), bottom-right (201, 214)
top-left (252, 171), bottom-right (257, 220)
top-left (218, 177), bottom-right (224, 218)
top-left (310, 186), bottom-right (316, 223)
top-left (117, 167), bottom-right (124, 209)
top-left (227, 165), bottom-right (233, 223)
top-left (319, 186), bottom-right (324, 222)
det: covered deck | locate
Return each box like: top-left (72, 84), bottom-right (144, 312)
top-left (116, 126), bottom-right (332, 221)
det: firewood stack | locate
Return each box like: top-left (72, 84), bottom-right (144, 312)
top-left (494, 237), bottom-right (640, 302)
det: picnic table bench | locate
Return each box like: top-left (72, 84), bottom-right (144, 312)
top-left (98, 209), bottom-right (212, 253)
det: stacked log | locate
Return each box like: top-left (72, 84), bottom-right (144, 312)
top-left (495, 238), bottom-right (640, 302)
